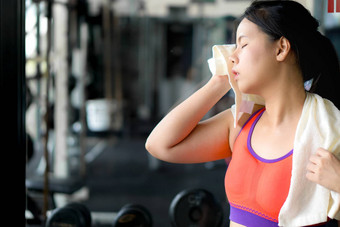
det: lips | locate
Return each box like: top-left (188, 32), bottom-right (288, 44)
top-left (232, 69), bottom-right (239, 79)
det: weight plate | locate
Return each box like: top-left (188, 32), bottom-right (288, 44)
top-left (65, 203), bottom-right (92, 227)
top-left (169, 188), bottom-right (223, 227)
top-left (46, 206), bottom-right (86, 227)
top-left (113, 203), bottom-right (152, 227)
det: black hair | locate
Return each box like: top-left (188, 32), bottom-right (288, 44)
top-left (237, 0), bottom-right (340, 109)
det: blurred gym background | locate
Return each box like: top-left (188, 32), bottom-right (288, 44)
top-left (16, 0), bottom-right (340, 226)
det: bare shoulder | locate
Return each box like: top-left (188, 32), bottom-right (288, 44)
top-left (228, 104), bottom-right (265, 151)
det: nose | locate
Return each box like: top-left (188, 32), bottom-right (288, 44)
top-left (229, 50), bottom-right (238, 64)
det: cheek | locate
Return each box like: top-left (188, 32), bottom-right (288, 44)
top-left (238, 48), bottom-right (275, 93)
top-left (241, 47), bottom-right (265, 73)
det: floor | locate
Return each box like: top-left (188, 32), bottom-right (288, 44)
top-left (26, 131), bottom-right (231, 227)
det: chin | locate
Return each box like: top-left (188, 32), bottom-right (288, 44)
top-left (237, 83), bottom-right (251, 94)
top-left (238, 83), bottom-right (260, 95)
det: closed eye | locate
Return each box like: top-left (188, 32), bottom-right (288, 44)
top-left (241, 44), bottom-right (248, 49)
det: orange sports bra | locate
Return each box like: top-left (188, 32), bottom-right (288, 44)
top-left (225, 108), bottom-right (293, 226)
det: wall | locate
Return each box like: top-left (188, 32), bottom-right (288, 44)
top-left (112, 0), bottom-right (314, 18)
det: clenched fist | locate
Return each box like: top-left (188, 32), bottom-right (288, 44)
top-left (306, 148), bottom-right (340, 193)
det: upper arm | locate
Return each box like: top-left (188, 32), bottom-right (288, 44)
top-left (147, 104), bottom-right (265, 164)
top-left (156, 109), bottom-right (235, 164)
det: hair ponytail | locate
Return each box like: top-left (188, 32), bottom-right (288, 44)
top-left (241, 0), bottom-right (340, 109)
top-left (309, 33), bottom-right (340, 109)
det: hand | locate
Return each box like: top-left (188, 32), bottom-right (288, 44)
top-left (306, 148), bottom-right (340, 193)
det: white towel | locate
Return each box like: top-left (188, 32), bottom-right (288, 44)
top-left (278, 92), bottom-right (340, 226)
top-left (207, 45), bottom-right (340, 226)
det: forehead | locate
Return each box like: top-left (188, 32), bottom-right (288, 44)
top-left (236, 18), bottom-right (262, 40)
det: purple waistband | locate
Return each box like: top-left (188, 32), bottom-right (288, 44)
top-left (229, 205), bottom-right (279, 227)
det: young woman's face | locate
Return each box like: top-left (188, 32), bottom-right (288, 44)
top-left (230, 18), bottom-right (279, 95)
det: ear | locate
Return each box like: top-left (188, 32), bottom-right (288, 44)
top-left (276, 36), bottom-right (291, 62)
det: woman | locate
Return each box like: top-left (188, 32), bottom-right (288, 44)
top-left (145, 0), bottom-right (340, 226)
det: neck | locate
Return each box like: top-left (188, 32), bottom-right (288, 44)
top-left (260, 70), bottom-right (306, 127)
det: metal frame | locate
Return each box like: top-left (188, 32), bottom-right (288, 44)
top-left (0, 0), bottom-right (25, 224)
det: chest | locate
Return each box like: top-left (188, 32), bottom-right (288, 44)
top-left (249, 111), bottom-right (297, 160)
top-left (225, 120), bottom-right (293, 219)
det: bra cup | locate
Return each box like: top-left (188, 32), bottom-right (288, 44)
top-left (225, 108), bottom-right (292, 222)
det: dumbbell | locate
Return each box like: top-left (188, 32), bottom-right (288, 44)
top-left (112, 203), bottom-right (153, 227)
top-left (169, 188), bottom-right (223, 227)
top-left (46, 202), bottom-right (92, 227)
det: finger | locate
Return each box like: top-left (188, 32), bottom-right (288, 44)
top-left (306, 171), bottom-right (317, 182)
top-left (315, 147), bottom-right (331, 158)
top-left (309, 154), bottom-right (321, 165)
top-left (306, 162), bottom-right (317, 173)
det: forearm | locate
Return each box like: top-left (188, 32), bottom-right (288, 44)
top-left (145, 75), bottom-right (230, 154)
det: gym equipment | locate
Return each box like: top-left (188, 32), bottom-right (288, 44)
top-left (26, 193), bottom-right (43, 225)
top-left (26, 175), bottom-right (85, 209)
top-left (65, 203), bottom-right (92, 227)
top-left (112, 203), bottom-right (153, 227)
top-left (46, 202), bottom-right (92, 227)
top-left (169, 188), bottom-right (223, 227)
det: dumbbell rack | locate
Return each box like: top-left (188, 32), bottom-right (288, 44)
top-left (26, 188), bottom-right (225, 227)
